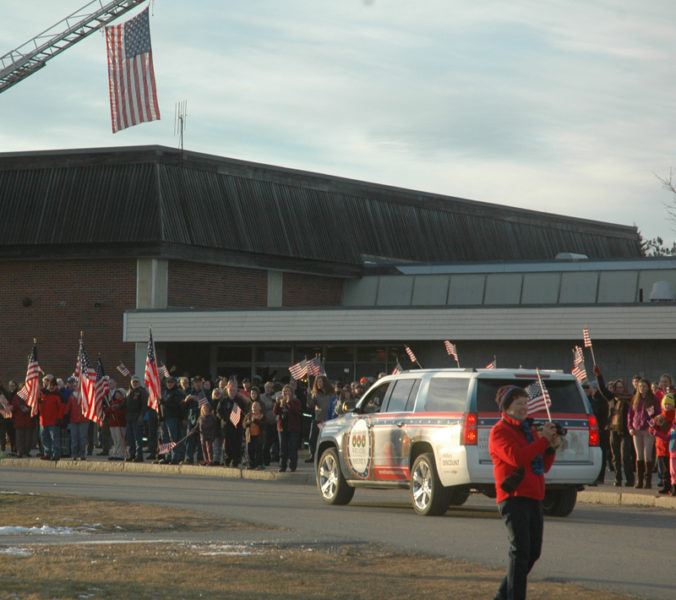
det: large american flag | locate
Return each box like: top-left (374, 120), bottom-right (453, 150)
top-left (105, 7), bottom-right (160, 133)
top-left (525, 381), bottom-right (552, 415)
top-left (23, 343), bottom-right (42, 417)
top-left (76, 340), bottom-right (100, 423)
top-left (144, 328), bottom-right (161, 413)
top-left (95, 358), bottom-right (110, 414)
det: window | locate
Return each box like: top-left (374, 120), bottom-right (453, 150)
top-left (419, 378), bottom-right (469, 412)
top-left (475, 379), bottom-right (587, 413)
top-left (359, 381), bottom-right (392, 414)
top-left (385, 379), bottom-right (418, 413)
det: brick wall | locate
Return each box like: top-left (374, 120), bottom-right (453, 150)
top-left (168, 260), bottom-right (268, 308)
top-left (282, 273), bottom-right (343, 306)
top-left (0, 259), bottom-right (137, 384)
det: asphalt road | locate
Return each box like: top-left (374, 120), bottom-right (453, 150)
top-left (1, 468), bottom-right (674, 600)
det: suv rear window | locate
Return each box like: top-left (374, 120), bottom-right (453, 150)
top-left (418, 378), bottom-right (469, 412)
top-left (475, 378), bottom-right (588, 413)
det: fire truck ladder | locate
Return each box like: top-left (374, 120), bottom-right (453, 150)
top-left (0, 0), bottom-right (146, 95)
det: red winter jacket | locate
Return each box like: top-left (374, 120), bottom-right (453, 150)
top-left (39, 389), bottom-right (65, 427)
top-left (64, 392), bottom-right (89, 424)
top-left (489, 414), bottom-right (556, 504)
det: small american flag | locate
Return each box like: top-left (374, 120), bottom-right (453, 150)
top-left (23, 344), bottom-right (41, 417)
top-left (158, 441), bottom-right (177, 455)
top-left (405, 346), bottom-right (418, 364)
top-left (197, 395), bottom-right (208, 408)
top-left (391, 362), bottom-right (404, 375)
top-left (105, 8), bottom-right (160, 133)
top-left (573, 345), bottom-right (584, 365)
top-left (229, 402), bottom-right (242, 427)
top-left (572, 364), bottom-right (587, 383)
top-left (444, 340), bottom-right (459, 364)
top-left (288, 360), bottom-right (307, 380)
top-left (485, 360), bottom-right (496, 370)
top-left (306, 357), bottom-right (323, 377)
top-left (116, 362), bottom-right (130, 377)
top-left (525, 381), bottom-right (552, 415)
top-left (16, 386), bottom-right (28, 401)
top-left (158, 364), bottom-right (170, 378)
top-left (583, 328), bottom-right (592, 348)
top-left (144, 328), bottom-right (161, 413)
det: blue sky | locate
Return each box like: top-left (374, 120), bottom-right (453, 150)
top-left (2, 0), bottom-right (676, 248)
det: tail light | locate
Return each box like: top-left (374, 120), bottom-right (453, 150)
top-left (462, 412), bottom-right (478, 445)
top-left (588, 414), bottom-right (599, 447)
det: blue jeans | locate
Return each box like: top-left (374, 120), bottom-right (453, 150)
top-left (495, 497), bottom-right (544, 600)
top-left (41, 425), bottom-right (61, 459)
top-left (69, 421), bottom-right (89, 459)
top-left (278, 430), bottom-right (299, 471)
top-left (125, 420), bottom-right (143, 459)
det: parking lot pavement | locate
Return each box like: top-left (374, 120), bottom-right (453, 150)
top-left (2, 452), bottom-right (675, 510)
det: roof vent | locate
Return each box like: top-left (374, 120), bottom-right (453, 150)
top-left (649, 281), bottom-right (675, 302)
top-left (555, 252), bottom-right (589, 260)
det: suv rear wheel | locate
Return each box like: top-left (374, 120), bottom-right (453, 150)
top-left (410, 452), bottom-right (449, 516)
top-left (542, 487), bottom-right (577, 517)
top-left (317, 448), bottom-right (355, 505)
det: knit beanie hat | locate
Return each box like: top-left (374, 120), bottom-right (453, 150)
top-left (662, 393), bottom-right (675, 410)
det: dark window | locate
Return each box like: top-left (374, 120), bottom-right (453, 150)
top-left (419, 378), bottom-right (469, 412)
top-left (359, 381), bottom-right (392, 414)
top-left (475, 379), bottom-right (588, 413)
top-left (254, 346), bottom-right (292, 363)
top-left (385, 379), bottom-right (418, 413)
top-left (217, 346), bottom-right (252, 362)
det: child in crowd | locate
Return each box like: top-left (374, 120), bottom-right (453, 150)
top-left (243, 400), bottom-right (264, 470)
top-left (197, 402), bottom-right (218, 466)
top-left (651, 393), bottom-right (676, 495)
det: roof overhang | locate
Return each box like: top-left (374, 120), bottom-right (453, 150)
top-left (123, 304), bottom-right (676, 343)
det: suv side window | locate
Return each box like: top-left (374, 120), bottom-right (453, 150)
top-left (384, 379), bottom-right (418, 413)
top-left (418, 378), bottom-right (469, 412)
top-left (359, 381), bottom-right (392, 414)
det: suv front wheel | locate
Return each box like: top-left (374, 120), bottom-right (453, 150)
top-left (317, 448), bottom-right (355, 505)
top-left (542, 487), bottom-right (577, 517)
top-left (410, 452), bottom-right (449, 516)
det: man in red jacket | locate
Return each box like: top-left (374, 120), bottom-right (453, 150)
top-left (39, 375), bottom-right (66, 461)
top-left (489, 385), bottom-right (560, 600)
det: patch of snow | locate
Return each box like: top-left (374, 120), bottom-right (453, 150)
top-left (0, 547), bottom-right (33, 556)
top-left (0, 524), bottom-right (100, 535)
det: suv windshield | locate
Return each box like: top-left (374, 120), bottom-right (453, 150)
top-left (475, 378), bottom-right (588, 413)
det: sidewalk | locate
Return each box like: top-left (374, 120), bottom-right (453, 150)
top-left (2, 452), bottom-right (675, 510)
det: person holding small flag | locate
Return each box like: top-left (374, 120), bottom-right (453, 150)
top-left (158, 376), bottom-right (185, 464)
top-left (181, 376), bottom-right (206, 465)
top-left (274, 384), bottom-right (302, 472)
top-left (216, 379), bottom-right (247, 468)
top-left (9, 380), bottom-right (35, 458)
top-left (489, 385), bottom-right (561, 600)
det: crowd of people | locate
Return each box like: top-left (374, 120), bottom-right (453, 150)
top-left (584, 365), bottom-right (676, 496)
top-left (0, 370), bottom-right (371, 472)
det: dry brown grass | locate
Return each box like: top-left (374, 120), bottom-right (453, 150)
top-left (0, 492), bottom-right (634, 600)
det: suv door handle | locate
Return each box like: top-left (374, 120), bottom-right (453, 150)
top-left (396, 421), bottom-right (405, 428)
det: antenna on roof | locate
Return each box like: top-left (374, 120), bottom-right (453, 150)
top-left (174, 100), bottom-right (187, 151)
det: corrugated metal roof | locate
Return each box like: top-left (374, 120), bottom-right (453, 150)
top-left (0, 145), bottom-right (641, 274)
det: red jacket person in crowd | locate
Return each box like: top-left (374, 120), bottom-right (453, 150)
top-left (489, 385), bottom-right (561, 600)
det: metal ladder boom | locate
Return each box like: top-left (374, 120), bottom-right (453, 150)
top-left (0, 0), bottom-right (146, 94)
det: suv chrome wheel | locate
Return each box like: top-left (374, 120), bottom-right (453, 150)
top-left (410, 452), bottom-right (448, 516)
top-left (317, 448), bottom-right (355, 505)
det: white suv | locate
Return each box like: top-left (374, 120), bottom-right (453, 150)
top-left (315, 368), bottom-right (602, 517)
